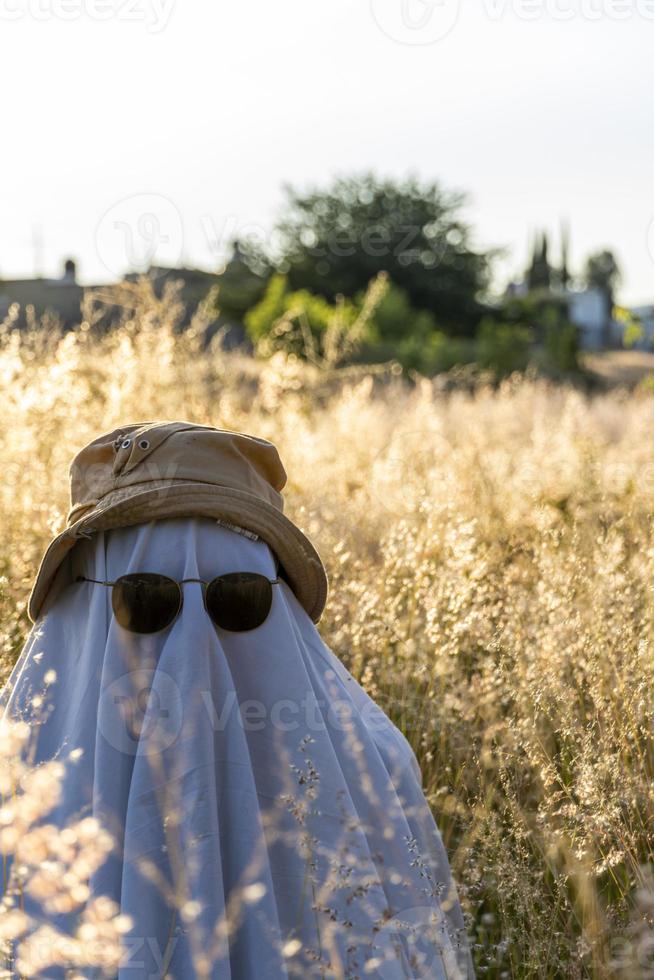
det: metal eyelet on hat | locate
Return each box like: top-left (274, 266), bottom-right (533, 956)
top-left (121, 438), bottom-right (132, 449)
top-left (138, 439), bottom-right (150, 450)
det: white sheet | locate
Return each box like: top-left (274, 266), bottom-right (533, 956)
top-left (2, 518), bottom-right (474, 979)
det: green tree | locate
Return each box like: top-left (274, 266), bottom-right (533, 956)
top-left (583, 249), bottom-right (621, 305)
top-left (526, 231), bottom-right (553, 291)
top-left (240, 173), bottom-right (492, 336)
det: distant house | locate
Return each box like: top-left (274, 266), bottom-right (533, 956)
top-left (124, 264), bottom-right (221, 312)
top-left (0, 254), bottom-right (252, 349)
top-left (505, 228), bottom-right (620, 351)
top-left (125, 260), bottom-right (248, 348)
top-left (0, 259), bottom-right (84, 328)
top-left (566, 287), bottom-right (619, 350)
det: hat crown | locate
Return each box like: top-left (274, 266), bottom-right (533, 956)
top-left (68, 421), bottom-right (287, 525)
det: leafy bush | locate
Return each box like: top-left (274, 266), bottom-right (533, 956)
top-left (244, 273), bottom-right (387, 368)
top-left (367, 282), bottom-right (438, 343)
top-left (358, 283), bottom-right (473, 373)
top-left (543, 319), bottom-right (580, 374)
top-left (246, 278), bottom-right (477, 376)
top-left (475, 317), bottom-right (533, 376)
top-left (244, 274), bottom-right (353, 344)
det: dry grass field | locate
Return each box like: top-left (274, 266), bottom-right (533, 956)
top-left (2, 283), bottom-right (654, 977)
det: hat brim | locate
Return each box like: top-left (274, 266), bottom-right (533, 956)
top-left (27, 483), bottom-right (328, 625)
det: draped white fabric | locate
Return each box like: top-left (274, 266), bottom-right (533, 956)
top-left (2, 518), bottom-right (474, 979)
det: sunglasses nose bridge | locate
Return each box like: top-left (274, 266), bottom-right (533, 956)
top-left (177, 578), bottom-right (211, 616)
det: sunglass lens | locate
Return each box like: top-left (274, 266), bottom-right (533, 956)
top-left (112, 573), bottom-right (181, 634)
top-left (205, 572), bottom-right (273, 632)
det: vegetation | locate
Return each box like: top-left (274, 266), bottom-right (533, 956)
top-left (583, 249), bottom-right (621, 300)
top-left (2, 282), bottom-right (654, 976)
top-left (238, 172), bottom-right (492, 336)
top-left (243, 275), bottom-right (580, 379)
top-left (207, 175), bottom-right (624, 381)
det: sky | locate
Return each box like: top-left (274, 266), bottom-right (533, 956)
top-left (1, 0), bottom-right (653, 305)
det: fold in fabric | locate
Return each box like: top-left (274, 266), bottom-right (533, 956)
top-left (2, 518), bottom-right (474, 979)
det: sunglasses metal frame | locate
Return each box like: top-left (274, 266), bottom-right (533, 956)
top-left (75, 572), bottom-right (281, 633)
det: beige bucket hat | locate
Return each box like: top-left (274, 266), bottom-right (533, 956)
top-left (28, 420), bottom-right (328, 624)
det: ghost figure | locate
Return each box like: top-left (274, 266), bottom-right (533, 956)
top-left (1, 422), bottom-right (474, 979)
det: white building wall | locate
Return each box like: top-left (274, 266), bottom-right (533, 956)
top-left (567, 289), bottom-right (611, 350)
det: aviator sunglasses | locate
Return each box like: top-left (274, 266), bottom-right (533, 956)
top-left (75, 571), bottom-right (281, 634)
